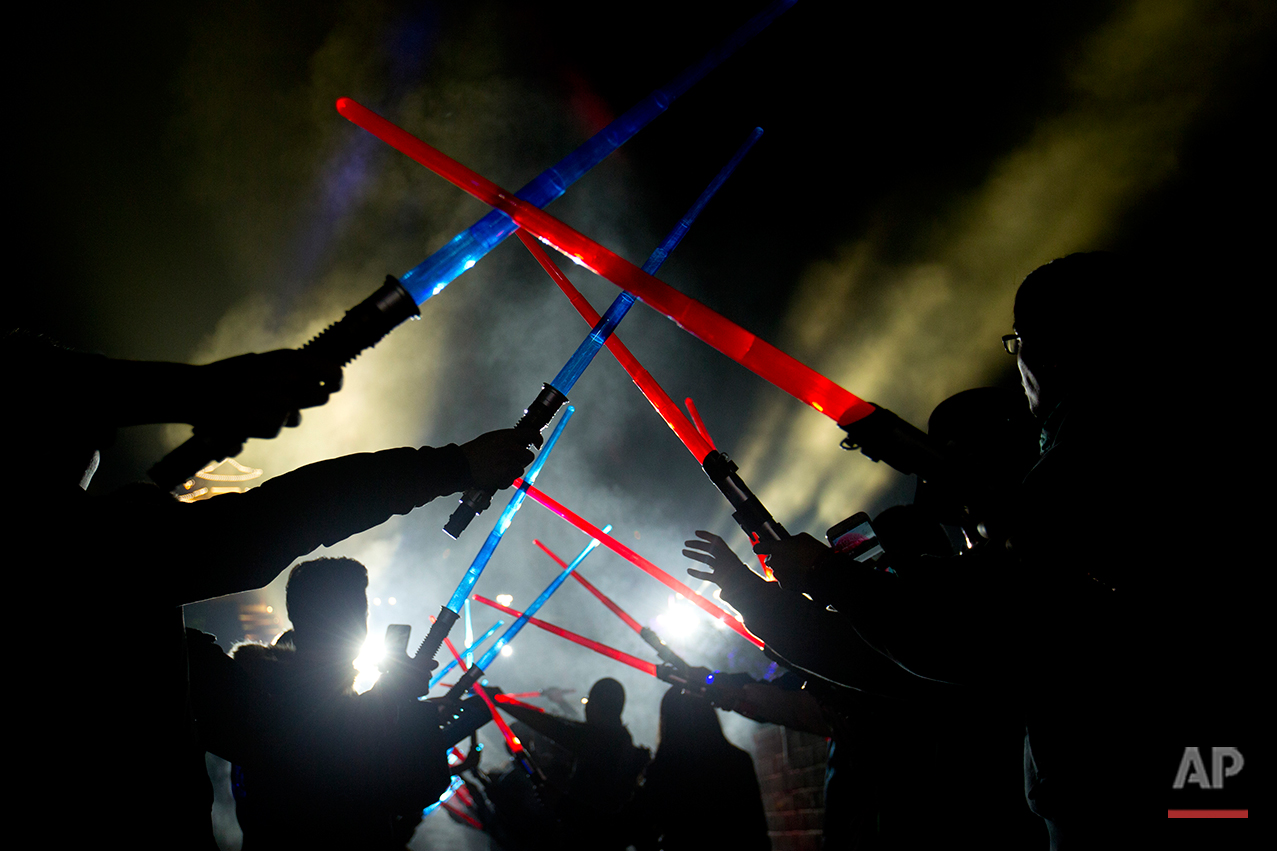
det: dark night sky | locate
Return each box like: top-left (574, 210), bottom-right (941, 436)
top-left (9, 1), bottom-right (1269, 845)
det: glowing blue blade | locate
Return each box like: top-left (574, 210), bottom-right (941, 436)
top-left (395, 0), bottom-right (796, 303)
top-left (444, 405), bottom-right (575, 614)
top-left (422, 775), bottom-right (464, 817)
top-left (429, 619), bottom-right (505, 689)
top-left (463, 598), bottom-right (474, 665)
top-left (474, 525), bottom-right (611, 672)
top-left (548, 126), bottom-right (764, 394)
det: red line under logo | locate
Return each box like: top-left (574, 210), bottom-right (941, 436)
top-left (1167, 810), bottom-right (1248, 818)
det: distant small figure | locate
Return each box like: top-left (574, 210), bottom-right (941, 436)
top-left (630, 687), bottom-right (769, 851)
top-left (497, 677), bottom-right (651, 850)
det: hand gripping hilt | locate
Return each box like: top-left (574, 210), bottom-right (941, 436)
top-left (443, 383), bottom-right (567, 539)
top-left (148, 276), bottom-right (420, 492)
top-left (444, 663), bottom-right (486, 703)
top-left (838, 404), bottom-right (950, 482)
top-left (700, 450), bottom-right (789, 544)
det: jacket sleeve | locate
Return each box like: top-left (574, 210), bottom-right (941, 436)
top-left (722, 573), bottom-right (942, 698)
top-left (813, 549), bottom-right (1034, 686)
top-left (150, 445), bottom-right (473, 603)
top-left (495, 702), bottom-right (593, 754)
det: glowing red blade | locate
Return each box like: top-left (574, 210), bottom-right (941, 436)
top-left (437, 622), bottom-right (523, 753)
top-left (473, 595), bottom-right (660, 677)
top-left (533, 538), bottom-right (644, 634)
top-left (338, 97), bottom-right (875, 427)
top-left (512, 480), bottom-right (764, 649)
top-left (517, 231), bottom-right (714, 460)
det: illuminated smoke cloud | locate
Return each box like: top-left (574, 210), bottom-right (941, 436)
top-left (735, 0), bottom-right (1254, 530)
top-left (122, 1), bottom-right (1265, 846)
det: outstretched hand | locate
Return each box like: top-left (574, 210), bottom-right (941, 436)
top-left (460, 428), bottom-right (542, 491)
top-left (753, 532), bottom-right (832, 595)
top-left (197, 350), bottom-right (343, 438)
top-left (683, 531), bottom-right (763, 601)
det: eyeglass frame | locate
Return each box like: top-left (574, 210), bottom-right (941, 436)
top-left (1002, 333), bottom-right (1021, 355)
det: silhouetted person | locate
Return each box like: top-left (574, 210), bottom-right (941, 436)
top-left (629, 687), bottom-right (769, 851)
top-left (227, 558), bottom-right (449, 850)
top-left (5, 329), bottom-right (538, 848)
top-left (497, 677), bottom-right (650, 850)
top-left (738, 253), bottom-right (1146, 848)
top-left (685, 389), bottom-right (1045, 849)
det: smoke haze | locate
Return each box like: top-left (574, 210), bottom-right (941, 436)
top-left (14, 1), bottom-right (1270, 847)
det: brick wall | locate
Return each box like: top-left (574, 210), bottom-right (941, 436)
top-left (754, 725), bottom-right (828, 851)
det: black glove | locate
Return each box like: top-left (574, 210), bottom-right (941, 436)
top-left (195, 349), bottom-right (343, 438)
top-left (753, 532), bottom-right (835, 597)
top-left (460, 428), bottom-right (542, 491)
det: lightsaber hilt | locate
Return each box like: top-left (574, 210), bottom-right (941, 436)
top-left (444, 383), bottom-right (568, 539)
top-left (640, 626), bottom-right (690, 672)
top-left (149, 276), bottom-right (420, 491)
top-left (445, 663), bottom-right (486, 702)
top-left (299, 275), bottom-right (420, 365)
top-left (655, 665), bottom-right (752, 711)
top-left (838, 403), bottom-right (951, 482)
top-left (414, 605), bottom-right (461, 664)
top-left (700, 450), bottom-right (789, 543)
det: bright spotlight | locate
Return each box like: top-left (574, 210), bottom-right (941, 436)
top-left (353, 633), bottom-right (385, 694)
top-left (655, 595), bottom-right (700, 640)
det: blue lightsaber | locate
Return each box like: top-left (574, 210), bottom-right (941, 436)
top-left (422, 775), bottom-right (465, 818)
top-left (395, 0), bottom-right (795, 304)
top-left (446, 527), bottom-right (611, 699)
top-left (429, 619), bottom-right (505, 690)
top-left (463, 598), bottom-right (474, 665)
top-left (443, 125), bottom-right (764, 537)
top-left (412, 405), bottom-right (575, 666)
top-left (151, 2), bottom-right (794, 492)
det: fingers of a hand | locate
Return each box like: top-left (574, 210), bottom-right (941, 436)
top-left (682, 549), bottom-right (717, 567)
top-left (318, 363), bottom-right (343, 392)
top-left (686, 568), bottom-right (714, 583)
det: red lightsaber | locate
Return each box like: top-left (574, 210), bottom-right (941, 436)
top-left (438, 625), bottom-right (524, 754)
top-left (520, 231), bottom-right (789, 549)
top-left (533, 538), bottom-right (644, 634)
top-left (683, 396), bottom-right (717, 451)
top-left (511, 480), bottom-right (765, 649)
top-left (534, 538), bottom-right (697, 672)
top-left (453, 782), bottom-right (476, 809)
top-left (336, 97), bottom-right (876, 428)
top-left (441, 800), bottom-right (483, 831)
top-left (492, 693), bottom-right (546, 713)
top-left (517, 230), bottom-right (714, 461)
top-left (473, 595), bottom-right (660, 677)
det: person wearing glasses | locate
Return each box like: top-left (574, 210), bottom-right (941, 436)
top-left (695, 253), bottom-right (1146, 849)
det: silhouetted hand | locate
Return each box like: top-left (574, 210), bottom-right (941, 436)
top-left (753, 533), bottom-right (832, 595)
top-left (196, 350), bottom-right (343, 438)
top-left (375, 652), bottom-right (439, 700)
top-left (460, 428), bottom-right (542, 491)
top-left (683, 531), bottom-right (764, 601)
